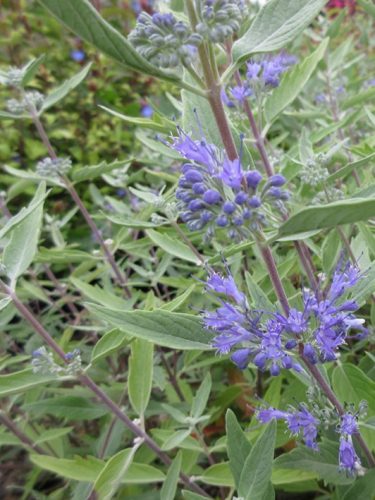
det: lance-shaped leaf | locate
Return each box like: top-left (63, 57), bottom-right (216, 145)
top-left (87, 306), bottom-right (215, 350)
top-left (38, 0), bottom-right (181, 84)
top-left (232, 0), bottom-right (326, 64)
top-left (41, 63), bottom-right (92, 112)
top-left (2, 182), bottom-right (47, 288)
top-left (277, 198), bottom-right (375, 239)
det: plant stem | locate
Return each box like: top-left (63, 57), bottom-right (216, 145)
top-left (299, 345), bottom-right (375, 468)
top-left (1, 281), bottom-right (209, 497)
top-left (158, 349), bottom-right (185, 402)
top-left (170, 220), bottom-right (205, 264)
top-left (0, 411), bottom-right (46, 455)
top-left (257, 242), bottom-right (289, 315)
top-left (26, 104), bottom-right (131, 297)
top-left (191, 35), bottom-right (375, 468)
top-left (324, 63), bottom-right (360, 187)
top-left (185, 0), bottom-right (238, 161)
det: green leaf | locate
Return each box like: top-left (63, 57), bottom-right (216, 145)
top-left (38, 0), bottom-right (180, 84)
top-left (273, 441), bottom-right (354, 485)
top-left (2, 183), bottom-right (46, 287)
top-left (71, 278), bottom-right (129, 310)
top-left (87, 306), bottom-right (215, 350)
top-left (22, 55), bottom-right (46, 86)
top-left (41, 64), bottom-right (92, 112)
top-left (99, 105), bottom-right (174, 133)
top-left (146, 229), bottom-right (202, 265)
top-left (277, 198), bottom-right (375, 238)
top-left (265, 39), bottom-right (329, 122)
top-left (122, 463), bottom-right (165, 484)
top-left (326, 153), bottom-right (375, 183)
top-left (238, 421), bottom-right (276, 500)
top-left (245, 271), bottom-right (275, 311)
top-left (72, 159), bottom-right (131, 183)
top-left (342, 87), bottom-right (375, 110)
top-left (191, 373), bottom-right (211, 419)
top-left (161, 429), bottom-right (192, 451)
top-left (0, 369), bottom-right (58, 397)
top-left (94, 447), bottom-right (137, 500)
top-left (160, 451), bottom-right (182, 500)
top-left (232, 0), bottom-right (325, 64)
top-left (341, 469), bottom-right (375, 500)
top-left (198, 462), bottom-right (234, 487)
top-left (182, 491), bottom-right (208, 500)
top-left (30, 454), bottom-right (103, 482)
top-left (226, 409), bottom-right (252, 489)
top-left (160, 285), bottom-right (197, 312)
top-left (332, 364), bottom-right (375, 413)
top-left (34, 426), bottom-right (74, 444)
top-left (0, 182), bottom-right (47, 240)
top-left (24, 396), bottom-right (108, 420)
top-left (91, 329), bottom-right (130, 364)
top-left (357, 0), bottom-right (375, 17)
top-left (128, 339), bottom-right (153, 416)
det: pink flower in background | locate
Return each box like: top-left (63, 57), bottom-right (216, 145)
top-left (327, 0), bottom-right (356, 15)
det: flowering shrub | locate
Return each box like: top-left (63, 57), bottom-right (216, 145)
top-left (0, 0), bottom-right (375, 498)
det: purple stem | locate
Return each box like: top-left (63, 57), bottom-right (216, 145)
top-left (0, 412), bottom-right (46, 455)
top-left (186, 20), bottom-right (375, 467)
top-left (0, 280), bottom-right (209, 497)
top-left (26, 104), bottom-right (131, 298)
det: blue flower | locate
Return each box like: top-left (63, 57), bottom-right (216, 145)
top-left (141, 104), bottom-right (153, 117)
top-left (220, 158), bottom-right (243, 190)
top-left (229, 84), bottom-right (252, 103)
top-left (70, 50), bottom-right (85, 63)
top-left (202, 268), bottom-right (300, 372)
top-left (338, 412), bottom-right (359, 437)
top-left (257, 404), bottom-right (320, 450)
top-left (206, 270), bottom-right (245, 304)
top-left (245, 52), bottom-right (297, 90)
top-left (172, 131), bottom-right (288, 241)
top-left (339, 438), bottom-right (361, 474)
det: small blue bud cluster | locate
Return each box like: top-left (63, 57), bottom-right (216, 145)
top-left (173, 132), bottom-right (288, 241)
top-left (6, 91), bottom-right (44, 115)
top-left (2, 67), bottom-right (24, 87)
top-left (129, 12), bottom-right (202, 68)
top-left (258, 405), bottom-right (364, 475)
top-left (36, 157), bottom-right (72, 178)
top-left (222, 52), bottom-right (297, 106)
top-left (202, 261), bottom-right (366, 372)
top-left (196, 0), bottom-right (247, 43)
top-left (32, 346), bottom-right (82, 376)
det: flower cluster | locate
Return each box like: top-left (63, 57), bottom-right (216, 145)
top-left (258, 405), bottom-right (364, 475)
top-left (32, 347), bottom-right (82, 376)
top-left (222, 52), bottom-right (297, 106)
top-left (338, 412), bottom-right (361, 474)
top-left (202, 261), bottom-right (366, 372)
top-left (202, 269), bottom-right (302, 374)
top-left (276, 261), bottom-right (367, 363)
top-left (36, 157), bottom-right (72, 178)
top-left (258, 404), bottom-right (320, 449)
top-left (173, 132), bottom-right (289, 241)
top-left (6, 90), bottom-right (44, 115)
top-left (129, 12), bottom-right (202, 68)
top-left (196, 0), bottom-right (247, 43)
top-left (300, 155), bottom-right (330, 187)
